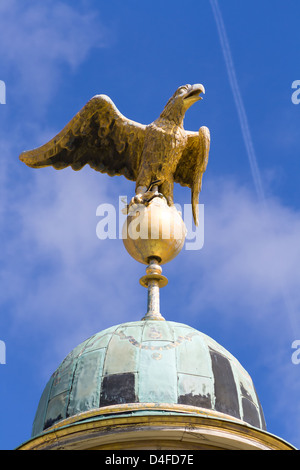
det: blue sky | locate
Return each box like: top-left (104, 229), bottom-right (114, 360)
top-left (0, 0), bottom-right (300, 450)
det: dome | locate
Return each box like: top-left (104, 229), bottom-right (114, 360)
top-left (31, 320), bottom-right (266, 438)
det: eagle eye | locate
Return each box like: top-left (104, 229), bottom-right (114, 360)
top-left (177, 85), bottom-right (189, 95)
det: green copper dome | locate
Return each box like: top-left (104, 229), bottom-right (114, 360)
top-left (31, 320), bottom-right (266, 437)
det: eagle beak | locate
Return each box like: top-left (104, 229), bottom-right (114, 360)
top-left (183, 84), bottom-right (205, 107)
top-left (186, 84), bottom-right (205, 99)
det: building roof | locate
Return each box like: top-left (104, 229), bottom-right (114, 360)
top-left (31, 320), bottom-right (266, 438)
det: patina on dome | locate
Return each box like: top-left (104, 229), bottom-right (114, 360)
top-left (31, 320), bottom-right (266, 438)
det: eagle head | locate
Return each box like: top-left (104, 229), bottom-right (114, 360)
top-left (160, 83), bottom-right (205, 123)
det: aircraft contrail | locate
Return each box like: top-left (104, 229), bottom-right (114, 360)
top-left (210, 0), bottom-right (265, 202)
top-left (210, 0), bottom-right (300, 337)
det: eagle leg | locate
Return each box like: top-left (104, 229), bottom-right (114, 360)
top-left (159, 178), bottom-right (174, 207)
top-left (126, 179), bottom-right (166, 212)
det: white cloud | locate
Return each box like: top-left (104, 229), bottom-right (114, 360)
top-left (0, 0), bottom-right (108, 107)
top-left (257, 344), bottom-right (300, 447)
top-left (0, 164), bottom-right (141, 353)
top-left (3, 170), bottom-right (300, 344)
top-left (180, 179), bottom-right (300, 337)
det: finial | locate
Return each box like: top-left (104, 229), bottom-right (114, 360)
top-left (140, 258), bottom-right (168, 321)
top-left (122, 196), bottom-right (187, 321)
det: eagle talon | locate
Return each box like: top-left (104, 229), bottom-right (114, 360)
top-left (133, 194), bottom-right (144, 204)
top-left (126, 191), bottom-right (166, 213)
top-left (125, 194), bottom-right (144, 213)
top-left (143, 191), bottom-right (165, 205)
top-left (136, 191), bottom-right (165, 205)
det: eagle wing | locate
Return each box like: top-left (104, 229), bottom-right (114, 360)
top-left (19, 95), bottom-right (146, 182)
top-left (174, 126), bottom-right (210, 226)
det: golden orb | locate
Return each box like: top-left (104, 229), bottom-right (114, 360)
top-left (122, 196), bottom-right (187, 265)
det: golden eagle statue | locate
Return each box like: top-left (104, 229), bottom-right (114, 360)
top-left (19, 84), bottom-right (210, 225)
